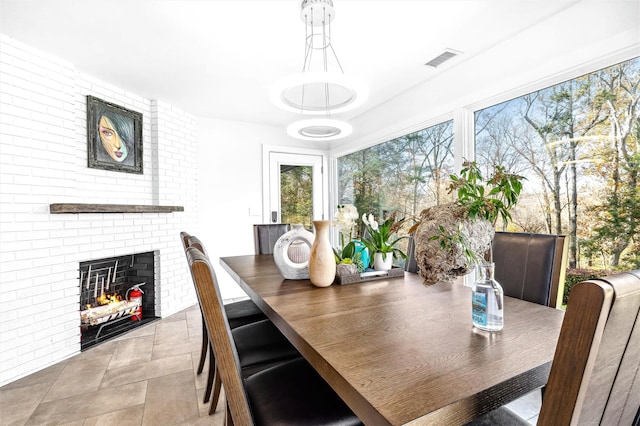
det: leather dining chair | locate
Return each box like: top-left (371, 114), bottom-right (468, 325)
top-left (253, 223), bottom-right (290, 254)
top-left (491, 232), bottom-right (568, 308)
top-left (181, 232), bottom-right (268, 413)
top-left (467, 269), bottom-right (640, 426)
top-left (405, 233), bottom-right (419, 273)
top-left (186, 246), bottom-right (363, 426)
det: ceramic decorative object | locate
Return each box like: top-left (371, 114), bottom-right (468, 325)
top-left (308, 220), bottom-right (336, 287)
top-left (273, 224), bottom-right (314, 279)
top-left (373, 252), bottom-right (393, 271)
top-left (336, 263), bottom-right (358, 276)
top-left (414, 203), bottom-right (494, 285)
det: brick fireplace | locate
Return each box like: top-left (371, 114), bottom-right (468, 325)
top-left (0, 35), bottom-right (199, 386)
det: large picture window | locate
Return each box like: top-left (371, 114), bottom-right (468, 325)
top-left (338, 120), bottom-right (454, 223)
top-left (475, 57), bottom-right (639, 271)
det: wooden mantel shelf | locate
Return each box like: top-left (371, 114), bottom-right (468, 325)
top-left (50, 203), bottom-right (184, 214)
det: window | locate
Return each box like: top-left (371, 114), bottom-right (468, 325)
top-left (338, 121), bottom-right (454, 223)
top-left (475, 57), bottom-right (640, 271)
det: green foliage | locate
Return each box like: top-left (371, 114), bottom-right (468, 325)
top-left (429, 222), bottom-right (478, 265)
top-left (280, 166), bottom-right (313, 229)
top-left (333, 241), bottom-right (366, 272)
top-left (361, 212), bottom-right (407, 266)
top-left (563, 269), bottom-right (610, 306)
top-left (448, 161), bottom-right (525, 225)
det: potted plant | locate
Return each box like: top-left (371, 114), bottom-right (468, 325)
top-left (361, 212), bottom-right (408, 271)
top-left (410, 161), bottom-right (524, 285)
top-left (333, 204), bottom-right (367, 275)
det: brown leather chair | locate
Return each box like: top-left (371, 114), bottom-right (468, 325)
top-left (491, 232), bottom-right (568, 308)
top-left (186, 246), bottom-right (363, 426)
top-left (467, 269), bottom-right (640, 425)
top-left (180, 232), bottom-right (268, 413)
top-left (253, 223), bottom-right (290, 254)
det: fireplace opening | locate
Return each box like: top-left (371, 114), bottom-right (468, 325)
top-left (79, 251), bottom-right (159, 350)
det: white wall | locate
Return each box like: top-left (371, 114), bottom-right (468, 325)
top-left (195, 117), bottom-right (326, 299)
top-left (332, 2), bottom-right (640, 156)
top-left (0, 35), bottom-right (198, 386)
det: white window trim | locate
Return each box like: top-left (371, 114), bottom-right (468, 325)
top-left (261, 144), bottom-right (330, 224)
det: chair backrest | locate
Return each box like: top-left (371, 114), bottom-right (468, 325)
top-left (186, 245), bottom-right (255, 425)
top-left (253, 224), bottom-right (290, 254)
top-left (405, 234), bottom-right (419, 273)
top-left (492, 232), bottom-right (568, 308)
top-left (538, 270), bottom-right (640, 426)
top-left (188, 235), bottom-right (209, 257)
top-left (180, 231), bottom-right (191, 251)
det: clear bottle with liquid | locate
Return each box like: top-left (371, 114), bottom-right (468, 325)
top-left (471, 263), bottom-right (504, 331)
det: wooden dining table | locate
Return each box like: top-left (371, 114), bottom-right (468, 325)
top-left (219, 254), bottom-right (565, 425)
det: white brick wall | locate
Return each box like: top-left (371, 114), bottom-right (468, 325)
top-left (0, 35), bottom-right (198, 386)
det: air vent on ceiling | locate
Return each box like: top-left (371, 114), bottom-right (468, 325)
top-left (425, 49), bottom-right (460, 68)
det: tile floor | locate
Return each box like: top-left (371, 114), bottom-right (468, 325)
top-left (0, 302), bottom-right (540, 426)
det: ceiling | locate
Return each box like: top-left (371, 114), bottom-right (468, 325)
top-left (1, 0), bottom-right (638, 143)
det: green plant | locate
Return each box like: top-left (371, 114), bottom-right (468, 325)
top-left (430, 222), bottom-right (479, 265)
top-left (361, 212), bottom-right (407, 265)
top-left (414, 161), bottom-right (525, 267)
top-left (449, 161), bottom-right (524, 225)
top-left (333, 204), bottom-right (366, 271)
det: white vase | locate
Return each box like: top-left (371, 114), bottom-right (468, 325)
top-left (373, 252), bottom-right (393, 271)
top-left (308, 220), bottom-right (336, 287)
top-left (273, 224), bottom-right (314, 279)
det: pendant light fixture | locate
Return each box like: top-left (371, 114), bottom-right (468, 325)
top-left (270, 0), bottom-right (367, 141)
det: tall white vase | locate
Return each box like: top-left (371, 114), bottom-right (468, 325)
top-left (308, 220), bottom-right (336, 287)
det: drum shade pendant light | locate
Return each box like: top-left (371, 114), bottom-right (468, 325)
top-left (270, 0), bottom-right (367, 141)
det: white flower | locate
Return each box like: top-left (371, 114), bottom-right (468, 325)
top-left (334, 204), bottom-right (358, 234)
top-left (368, 214), bottom-right (379, 231)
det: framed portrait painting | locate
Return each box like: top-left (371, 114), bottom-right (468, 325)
top-left (87, 95), bottom-right (143, 174)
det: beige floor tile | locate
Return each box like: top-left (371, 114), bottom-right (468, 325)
top-left (159, 311), bottom-right (186, 323)
top-left (100, 354), bottom-right (192, 389)
top-left (151, 336), bottom-right (200, 361)
top-left (153, 320), bottom-right (189, 346)
top-left (141, 370), bottom-right (198, 426)
top-left (192, 350), bottom-right (209, 391)
top-left (0, 382), bottom-right (51, 426)
top-left (1, 362), bottom-right (67, 391)
top-left (25, 381), bottom-right (146, 425)
top-left (81, 404), bottom-right (144, 426)
top-left (107, 335), bottom-right (154, 370)
top-left (41, 355), bottom-right (112, 403)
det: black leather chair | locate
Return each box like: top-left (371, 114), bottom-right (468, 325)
top-left (186, 246), bottom-right (363, 426)
top-left (253, 223), bottom-right (290, 254)
top-left (405, 234), bottom-right (419, 274)
top-left (466, 270), bottom-right (640, 425)
top-left (491, 232), bottom-right (568, 308)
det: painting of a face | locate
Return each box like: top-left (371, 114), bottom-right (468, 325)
top-left (99, 115), bottom-right (128, 162)
top-left (87, 95), bottom-right (142, 173)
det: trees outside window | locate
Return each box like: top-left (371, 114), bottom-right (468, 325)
top-left (338, 121), bottom-right (454, 235)
top-left (475, 57), bottom-right (639, 271)
top-left (336, 57), bottom-right (638, 273)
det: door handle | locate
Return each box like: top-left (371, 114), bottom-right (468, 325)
top-left (271, 211), bottom-right (278, 223)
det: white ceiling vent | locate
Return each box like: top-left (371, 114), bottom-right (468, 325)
top-left (425, 49), bottom-right (461, 68)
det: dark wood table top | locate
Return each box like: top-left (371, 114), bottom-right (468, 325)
top-left (219, 254), bottom-right (565, 425)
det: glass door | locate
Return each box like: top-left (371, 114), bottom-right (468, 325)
top-left (267, 151), bottom-right (324, 230)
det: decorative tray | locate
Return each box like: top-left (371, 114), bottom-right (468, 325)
top-left (335, 266), bottom-right (405, 285)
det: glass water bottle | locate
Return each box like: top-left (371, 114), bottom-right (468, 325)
top-left (471, 263), bottom-right (504, 331)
